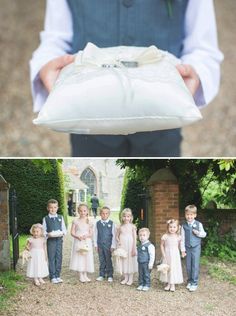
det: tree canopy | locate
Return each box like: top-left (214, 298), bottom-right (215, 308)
top-left (117, 159), bottom-right (236, 209)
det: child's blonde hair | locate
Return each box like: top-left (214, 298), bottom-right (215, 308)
top-left (47, 199), bottom-right (58, 206)
top-left (138, 227), bottom-right (150, 237)
top-left (185, 204), bottom-right (197, 214)
top-left (30, 223), bottom-right (44, 236)
top-left (100, 206), bottom-right (110, 214)
top-left (166, 219), bottom-right (180, 234)
top-left (77, 203), bottom-right (89, 223)
top-left (120, 208), bottom-right (133, 224)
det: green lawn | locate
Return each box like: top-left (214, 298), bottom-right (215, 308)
top-left (0, 271), bottom-right (25, 311)
top-left (108, 211), bottom-right (120, 224)
top-left (10, 234), bottom-right (30, 258)
top-left (201, 256), bottom-right (236, 286)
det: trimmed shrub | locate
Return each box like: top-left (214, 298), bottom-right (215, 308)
top-left (120, 168), bottom-right (145, 225)
top-left (0, 159), bottom-right (67, 233)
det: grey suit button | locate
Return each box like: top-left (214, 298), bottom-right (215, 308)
top-left (122, 0), bottom-right (133, 8)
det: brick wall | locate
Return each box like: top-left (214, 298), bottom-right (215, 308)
top-left (147, 168), bottom-right (236, 252)
top-left (180, 209), bottom-right (236, 235)
top-left (147, 169), bottom-right (179, 247)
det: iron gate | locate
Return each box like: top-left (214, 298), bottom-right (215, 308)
top-left (9, 189), bottom-right (19, 270)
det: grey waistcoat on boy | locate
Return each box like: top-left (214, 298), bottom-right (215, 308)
top-left (137, 241), bottom-right (151, 264)
top-left (45, 215), bottom-right (62, 233)
top-left (67, 0), bottom-right (188, 56)
top-left (183, 221), bottom-right (201, 248)
top-left (97, 220), bottom-right (113, 248)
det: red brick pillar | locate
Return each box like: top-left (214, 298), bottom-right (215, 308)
top-left (147, 168), bottom-right (179, 249)
top-left (0, 175), bottom-right (11, 271)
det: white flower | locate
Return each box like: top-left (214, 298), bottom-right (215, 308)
top-left (108, 224), bottom-right (111, 227)
top-left (142, 246), bottom-right (146, 251)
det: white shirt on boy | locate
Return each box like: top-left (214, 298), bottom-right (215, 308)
top-left (180, 220), bottom-right (206, 252)
top-left (141, 240), bottom-right (155, 270)
top-left (42, 213), bottom-right (67, 237)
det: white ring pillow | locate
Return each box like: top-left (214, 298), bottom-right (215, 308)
top-left (33, 42), bottom-right (202, 135)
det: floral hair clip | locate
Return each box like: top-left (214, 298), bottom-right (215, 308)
top-left (167, 219), bottom-right (172, 224)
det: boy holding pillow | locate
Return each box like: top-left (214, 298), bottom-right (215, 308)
top-left (30, 0), bottom-right (223, 157)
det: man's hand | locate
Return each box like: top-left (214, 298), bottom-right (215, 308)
top-left (181, 251), bottom-right (186, 258)
top-left (39, 54), bottom-right (75, 92)
top-left (176, 64), bottom-right (200, 96)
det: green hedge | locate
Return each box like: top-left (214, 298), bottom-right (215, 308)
top-left (120, 168), bottom-right (145, 225)
top-left (0, 159), bottom-right (67, 233)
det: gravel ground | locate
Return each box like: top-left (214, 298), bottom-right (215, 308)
top-left (0, 0), bottom-right (236, 157)
top-left (2, 220), bottom-right (236, 316)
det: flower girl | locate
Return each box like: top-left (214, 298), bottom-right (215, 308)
top-left (69, 204), bottom-right (94, 282)
top-left (26, 223), bottom-right (49, 286)
top-left (116, 208), bottom-right (138, 285)
top-left (160, 219), bottom-right (183, 292)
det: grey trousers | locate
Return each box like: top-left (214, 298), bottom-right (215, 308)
top-left (186, 245), bottom-right (201, 285)
top-left (92, 207), bottom-right (98, 218)
top-left (47, 237), bottom-right (63, 279)
top-left (98, 246), bottom-right (113, 278)
top-left (70, 129), bottom-right (182, 157)
top-left (138, 262), bottom-right (151, 287)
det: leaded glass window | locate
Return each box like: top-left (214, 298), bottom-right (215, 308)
top-left (80, 168), bottom-right (97, 196)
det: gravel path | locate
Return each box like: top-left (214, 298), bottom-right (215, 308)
top-left (0, 0), bottom-right (236, 157)
top-left (2, 220), bottom-right (236, 316)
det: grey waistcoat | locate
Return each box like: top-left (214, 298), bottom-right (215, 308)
top-left (137, 241), bottom-right (151, 263)
top-left (67, 0), bottom-right (188, 56)
top-left (45, 215), bottom-right (63, 232)
top-left (183, 220), bottom-right (201, 248)
top-left (97, 220), bottom-right (113, 248)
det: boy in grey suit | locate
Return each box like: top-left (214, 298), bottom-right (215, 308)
top-left (181, 205), bottom-right (206, 292)
top-left (42, 199), bottom-right (67, 284)
top-left (94, 206), bottom-right (116, 282)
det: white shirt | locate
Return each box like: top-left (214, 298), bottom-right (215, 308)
top-left (30, 0), bottom-right (224, 112)
top-left (42, 213), bottom-right (67, 237)
top-left (180, 220), bottom-right (206, 252)
top-left (93, 219), bottom-right (116, 249)
top-left (141, 240), bottom-right (155, 269)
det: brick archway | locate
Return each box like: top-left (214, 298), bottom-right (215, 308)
top-left (147, 168), bottom-right (179, 248)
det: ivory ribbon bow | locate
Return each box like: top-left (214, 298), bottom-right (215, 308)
top-left (75, 42), bottom-right (164, 68)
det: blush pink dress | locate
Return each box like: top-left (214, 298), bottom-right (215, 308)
top-left (160, 233), bottom-right (183, 284)
top-left (69, 218), bottom-right (94, 273)
top-left (26, 237), bottom-right (49, 278)
top-left (118, 223), bottom-right (138, 274)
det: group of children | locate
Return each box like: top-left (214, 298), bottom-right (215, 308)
top-left (25, 200), bottom-right (206, 292)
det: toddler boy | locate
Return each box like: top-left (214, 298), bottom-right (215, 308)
top-left (137, 228), bottom-right (155, 291)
